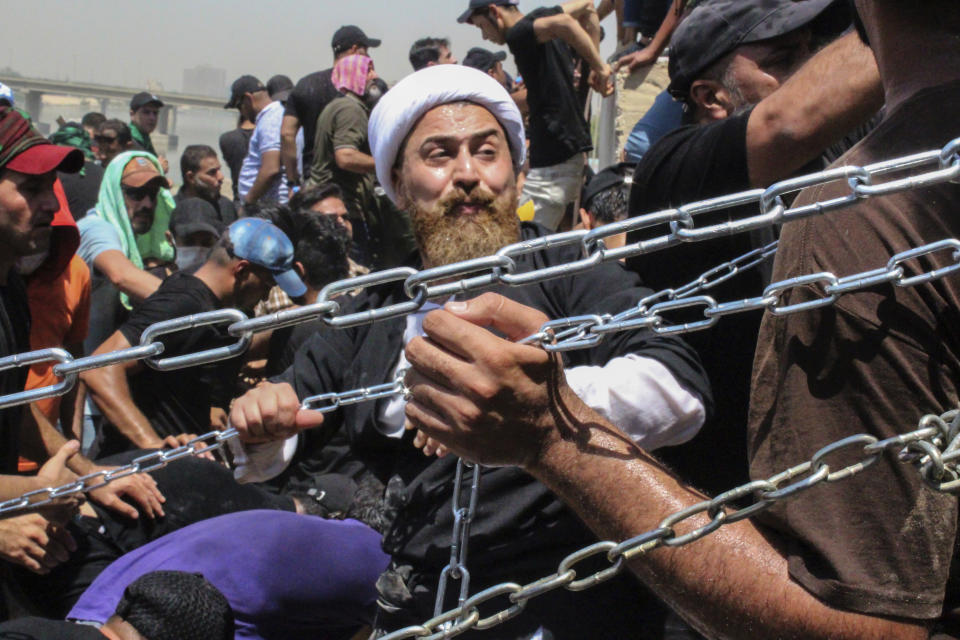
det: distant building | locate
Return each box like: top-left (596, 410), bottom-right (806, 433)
top-left (182, 65), bottom-right (226, 98)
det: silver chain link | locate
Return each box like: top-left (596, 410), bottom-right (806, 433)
top-left (434, 460), bottom-right (482, 619)
top-left (378, 410), bottom-right (960, 640)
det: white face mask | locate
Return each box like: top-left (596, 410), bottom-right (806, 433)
top-left (15, 248), bottom-right (49, 275)
top-left (175, 246), bottom-right (210, 273)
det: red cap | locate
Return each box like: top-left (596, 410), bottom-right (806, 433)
top-left (5, 143), bottom-right (84, 175)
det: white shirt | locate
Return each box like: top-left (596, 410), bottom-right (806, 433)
top-left (238, 101), bottom-right (288, 204)
top-left (234, 305), bottom-right (706, 483)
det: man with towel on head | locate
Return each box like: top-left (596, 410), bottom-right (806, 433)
top-left (227, 64), bottom-right (711, 639)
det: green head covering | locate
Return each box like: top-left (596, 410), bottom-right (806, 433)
top-left (93, 150), bottom-right (175, 309)
top-left (49, 122), bottom-right (96, 161)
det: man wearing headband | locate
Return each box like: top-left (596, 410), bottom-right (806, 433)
top-left (230, 64), bottom-right (710, 637)
top-left (0, 106), bottom-right (165, 580)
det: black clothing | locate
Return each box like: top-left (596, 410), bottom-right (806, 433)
top-left (173, 189), bottom-right (238, 227)
top-left (275, 223), bottom-right (710, 635)
top-left (0, 274), bottom-right (30, 473)
top-left (59, 162), bottom-right (104, 220)
top-left (505, 6), bottom-right (592, 167)
top-left (0, 617), bottom-right (102, 639)
top-left (98, 273), bottom-right (239, 454)
top-left (219, 127), bottom-right (254, 202)
top-left (285, 68), bottom-right (341, 172)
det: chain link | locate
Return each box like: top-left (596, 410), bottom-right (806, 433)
top-left (379, 410), bottom-right (960, 640)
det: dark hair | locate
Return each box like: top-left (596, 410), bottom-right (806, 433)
top-left (180, 144), bottom-right (218, 181)
top-left (288, 183), bottom-right (344, 212)
top-left (97, 119), bottom-right (132, 144)
top-left (409, 37), bottom-right (450, 71)
top-left (81, 112), bottom-right (106, 129)
top-left (585, 184), bottom-right (629, 225)
top-left (288, 211), bottom-right (350, 289)
top-left (114, 571), bottom-right (233, 640)
top-left (243, 201), bottom-right (295, 240)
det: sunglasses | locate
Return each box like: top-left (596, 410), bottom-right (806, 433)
top-left (121, 183), bottom-right (161, 201)
top-left (94, 135), bottom-right (119, 145)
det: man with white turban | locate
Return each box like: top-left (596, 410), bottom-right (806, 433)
top-left (230, 64), bottom-right (711, 638)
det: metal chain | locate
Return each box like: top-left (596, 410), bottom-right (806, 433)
top-left (434, 460), bottom-right (482, 619)
top-left (378, 410), bottom-right (960, 640)
top-left (2, 136), bottom-right (955, 410)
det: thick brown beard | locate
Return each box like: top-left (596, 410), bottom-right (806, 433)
top-left (404, 183), bottom-right (521, 268)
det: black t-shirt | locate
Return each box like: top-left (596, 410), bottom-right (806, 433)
top-left (505, 6), bottom-right (592, 167)
top-left (59, 161), bottom-right (104, 220)
top-left (285, 68), bottom-right (342, 171)
top-left (219, 127), bottom-right (254, 201)
top-left (173, 189), bottom-right (238, 227)
top-left (0, 274), bottom-right (30, 474)
top-left (109, 273), bottom-right (240, 449)
top-left (0, 617), bottom-right (103, 639)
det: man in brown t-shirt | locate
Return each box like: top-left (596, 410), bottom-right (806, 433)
top-left (395, 2), bottom-right (960, 638)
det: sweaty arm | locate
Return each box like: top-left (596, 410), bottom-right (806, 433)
top-left (746, 30), bottom-right (884, 188)
top-left (402, 294), bottom-right (928, 640)
top-left (244, 150), bottom-right (283, 205)
top-left (93, 250), bottom-right (162, 303)
top-left (281, 114), bottom-right (301, 185)
top-left (561, 0), bottom-right (602, 49)
top-left (80, 331), bottom-right (161, 450)
top-left (334, 147), bottom-right (376, 174)
top-left (534, 10), bottom-right (608, 75)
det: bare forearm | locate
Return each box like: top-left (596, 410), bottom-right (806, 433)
top-left (280, 116), bottom-right (301, 184)
top-left (334, 148), bottom-right (376, 174)
top-left (526, 399), bottom-right (925, 640)
top-left (559, 19), bottom-right (606, 72)
top-left (82, 367), bottom-right (162, 449)
top-left (747, 31), bottom-right (884, 187)
top-left (647, 0), bottom-right (684, 55)
top-left (245, 159), bottom-right (282, 204)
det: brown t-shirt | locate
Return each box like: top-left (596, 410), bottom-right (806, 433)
top-left (748, 80), bottom-right (960, 634)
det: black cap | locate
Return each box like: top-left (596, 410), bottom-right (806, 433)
top-left (667, 0), bottom-right (838, 99)
top-left (170, 197), bottom-right (225, 241)
top-left (224, 75), bottom-right (266, 109)
top-left (130, 91), bottom-right (163, 111)
top-left (266, 75), bottom-right (294, 103)
top-left (331, 25), bottom-right (381, 53)
top-left (462, 47), bottom-right (508, 72)
top-left (457, 0), bottom-right (518, 23)
top-left (581, 163), bottom-right (635, 210)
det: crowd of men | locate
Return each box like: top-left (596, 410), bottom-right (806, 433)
top-left (0, 0), bottom-right (958, 638)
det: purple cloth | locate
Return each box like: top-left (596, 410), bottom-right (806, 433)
top-left (68, 510), bottom-right (389, 640)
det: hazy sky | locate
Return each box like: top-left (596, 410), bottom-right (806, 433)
top-left (4, 1), bottom-right (619, 92)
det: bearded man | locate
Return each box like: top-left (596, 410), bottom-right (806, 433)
top-left (229, 65), bottom-right (711, 638)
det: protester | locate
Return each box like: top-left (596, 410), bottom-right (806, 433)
top-left (80, 112), bottom-right (105, 141)
top-left (1, 570), bottom-right (234, 639)
top-left (69, 511), bottom-right (388, 640)
top-left (578, 162), bottom-right (632, 248)
top-left (0, 83), bottom-right (15, 108)
top-left (169, 197), bottom-right (224, 273)
top-left (76, 151), bottom-right (175, 355)
top-left (402, 2), bottom-right (960, 638)
top-left (176, 144), bottom-right (237, 225)
top-left (0, 106), bottom-right (165, 589)
top-left (229, 75), bottom-right (288, 206)
top-left (229, 64), bottom-right (709, 638)
top-left (49, 121), bottom-right (95, 162)
top-left (459, 0), bottom-right (613, 231)
top-left (128, 91), bottom-right (162, 157)
top-left (51, 124), bottom-right (106, 222)
top-left (281, 25), bottom-right (381, 189)
top-left (627, 0), bottom-right (879, 497)
top-left (462, 46), bottom-right (509, 87)
top-left (82, 217), bottom-right (303, 455)
top-left (93, 119), bottom-right (134, 168)
top-left (408, 37), bottom-right (458, 70)
top-left (289, 183), bottom-right (369, 276)
top-left (218, 113), bottom-right (255, 202)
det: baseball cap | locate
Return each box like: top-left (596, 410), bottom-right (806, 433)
top-left (667, 0), bottom-right (838, 98)
top-left (458, 0), bottom-right (519, 24)
top-left (121, 156), bottom-right (172, 189)
top-left (0, 83), bottom-right (14, 107)
top-left (170, 198), bottom-right (225, 240)
top-left (331, 26), bottom-right (381, 52)
top-left (266, 75), bottom-right (294, 103)
top-left (462, 47), bottom-right (508, 72)
top-left (130, 91), bottom-right (164, 111)
top-left (227, 218), bottom-right (306, 297)
top-left (224, 75), bottom-right (266, 109)
top-left (581, 163), bottom-right (634, 209)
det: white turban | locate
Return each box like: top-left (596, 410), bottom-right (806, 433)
top-left (368, 64), bottom-right (526, 205)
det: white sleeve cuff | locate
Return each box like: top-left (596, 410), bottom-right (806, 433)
top-left (564, 354), bottom-right (706, 451)
top-left (230, 435), bottom-right (299, 484)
